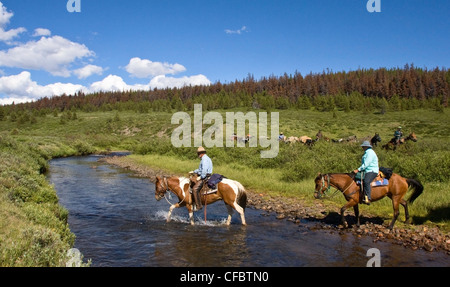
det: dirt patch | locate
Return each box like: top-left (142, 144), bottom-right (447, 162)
top-left (101, 155), bottom-right (450, 255)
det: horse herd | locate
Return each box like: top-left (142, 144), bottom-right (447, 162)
top-left (280, 130), bottom-right (418, 151)
top-left (153, 131), bottom-right (420, 229)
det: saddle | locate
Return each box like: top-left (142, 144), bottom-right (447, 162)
top-left (189, 174), bottom-right (224, 195)
top-left (355, 167), bottom-right (392, 187)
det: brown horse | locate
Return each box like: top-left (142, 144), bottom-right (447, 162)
top-left (382, 132), bottom-right (417, 150)
top-left (313, 172), bottom-right (423, 229)
top-left (154, 175), bottom-right (247, 225)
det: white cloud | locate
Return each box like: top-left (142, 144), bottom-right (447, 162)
top-left (0, 71), bottom-right (86, 104)
top-left (225, 26), bottom-right (248, 35)
top-left (0, 35), bottom-right (95, 77)
top-left (74, 64), bottom-right (104, 79)
top-left (89, 75), bottom-right (130, 92)
top-left (0, 2), bottom-right (13, 27)
top-left (89, 74), bottom-right (211, 92)
top-left (33, 28), bottom-right (51, 37)
top-left (0, 2), bottom-right (26, 42)
top-left (125, 57), bottom-right (186, 78)
top-left (0, 26), bottom-right (26, 42)
top-left (149, 75), bottom-right (211, 89)
top-left (0, 72), bottom-right (212, 105)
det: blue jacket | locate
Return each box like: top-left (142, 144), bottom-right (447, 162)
top-left (358, 148), bottom-right (379, 174)
top-left (194, 154), bottom-right (213, 179)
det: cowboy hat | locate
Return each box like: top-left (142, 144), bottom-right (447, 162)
top-left (197, 146), bottom-right (206, 153)
top-left (360, 141), bottom-right (373, 148)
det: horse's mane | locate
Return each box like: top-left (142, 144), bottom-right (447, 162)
top-left (178, 177), bottom-right (190, 185)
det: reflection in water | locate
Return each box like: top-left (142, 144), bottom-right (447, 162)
top-left (48, 156), bottom-right (449, 267)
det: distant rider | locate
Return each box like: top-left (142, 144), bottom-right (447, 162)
top-left (189, 146), bottom-right (213, 211)
top-left (394, 126), bottom-right (403, 144)
top-left (353, 141), bottom-right (379, 205)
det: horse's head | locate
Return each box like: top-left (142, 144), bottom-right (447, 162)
top-left (408, 132), bottom-right (417, 142)
top-left (314, 173), bottom-right (330, 199)
top-left (373, 133), bottom-right (381, 142)
top-left (154, 176), bottom-right (168, 201)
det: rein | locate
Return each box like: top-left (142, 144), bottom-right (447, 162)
top-left (161, 177), bottom-right (186, 206)
top-left (317, 174), bottom-right (355, 199)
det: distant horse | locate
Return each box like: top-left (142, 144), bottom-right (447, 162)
top-left (382, 132), bottom-right (417, 150)
top-left (313, 172), bottom-right (423, 229)
top-left (316, 130), bottom-right (330, 142)
top-left (370, 133), bottom-right (382, 147)
top-left (333, 135), bottom-right (358, 144)
top-left (155, 175), bottom-right (247, 225)
top-left (346, 135), bottom-right (358, 143)
top-left (285, 136), bottom-right (300, 144)
top-left (299, 136), bottom-right (314, 147)
top-left (231, 133), bottom-right (252, 144)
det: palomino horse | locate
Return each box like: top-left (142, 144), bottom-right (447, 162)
top-left (313, 172), bottom-right (423, 229)
top-left (382, 132), bottom-right (417, 150)
top-left (154, 175), bottom-right (247, 225)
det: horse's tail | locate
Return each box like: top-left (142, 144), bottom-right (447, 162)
top-left (406, 178), bottom-right (424, 204)
top-left (234, 181), bottom-right (247, 211)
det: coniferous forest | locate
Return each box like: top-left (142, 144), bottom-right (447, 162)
top-left (1, 64), bottom-right (449, 115)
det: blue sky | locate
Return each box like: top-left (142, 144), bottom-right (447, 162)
top-left (0, 0), bottom-right (449, 105)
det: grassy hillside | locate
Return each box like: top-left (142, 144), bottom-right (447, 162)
top-left (0, 107), bottom-right (449, 265)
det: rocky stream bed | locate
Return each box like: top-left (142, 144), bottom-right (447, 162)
top-left (102, 155), bottom-right (450, 255)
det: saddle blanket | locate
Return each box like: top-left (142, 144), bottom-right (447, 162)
top-left (356, 178), bottom-right (389, 187)
top-left (189, 188), bottom-right (218, 195)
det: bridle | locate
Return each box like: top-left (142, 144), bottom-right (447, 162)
top-left (315, 173), bottom-right (356, 199)
top-left (156, 176), bottom-right (186, 206)
top-left (156, 177), bottom-right (170, 200)
top-left (315, 174), bottom-right (332, 199)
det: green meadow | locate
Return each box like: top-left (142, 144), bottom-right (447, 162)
top-left (0, 107), bottom-right (449, 266)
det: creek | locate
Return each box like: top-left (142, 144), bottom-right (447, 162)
top-left (48, 155), bottom-right (448, 267)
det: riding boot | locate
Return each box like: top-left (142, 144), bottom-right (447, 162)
top-left (195, 190), bottom-right (203, 210)
top-left (192, 180), bottom-right (203, 211)
top-left (363, 172), bottom-right (377, 205)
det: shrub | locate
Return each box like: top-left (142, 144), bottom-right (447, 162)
top-left (73, 140), bottom-right (96, 155)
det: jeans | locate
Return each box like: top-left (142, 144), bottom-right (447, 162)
top-left (362, 172), bottom-right (378, 201)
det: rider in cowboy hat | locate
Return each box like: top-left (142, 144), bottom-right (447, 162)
top-left (353, 141), bottom-right (379, 205)
top-left (189, 146), bottom-right (213, 211)
top-left (394, 126), bottom-right (403, 144)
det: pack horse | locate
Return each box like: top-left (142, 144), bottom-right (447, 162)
top-left (154, 175), bottom-right (247, 225)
